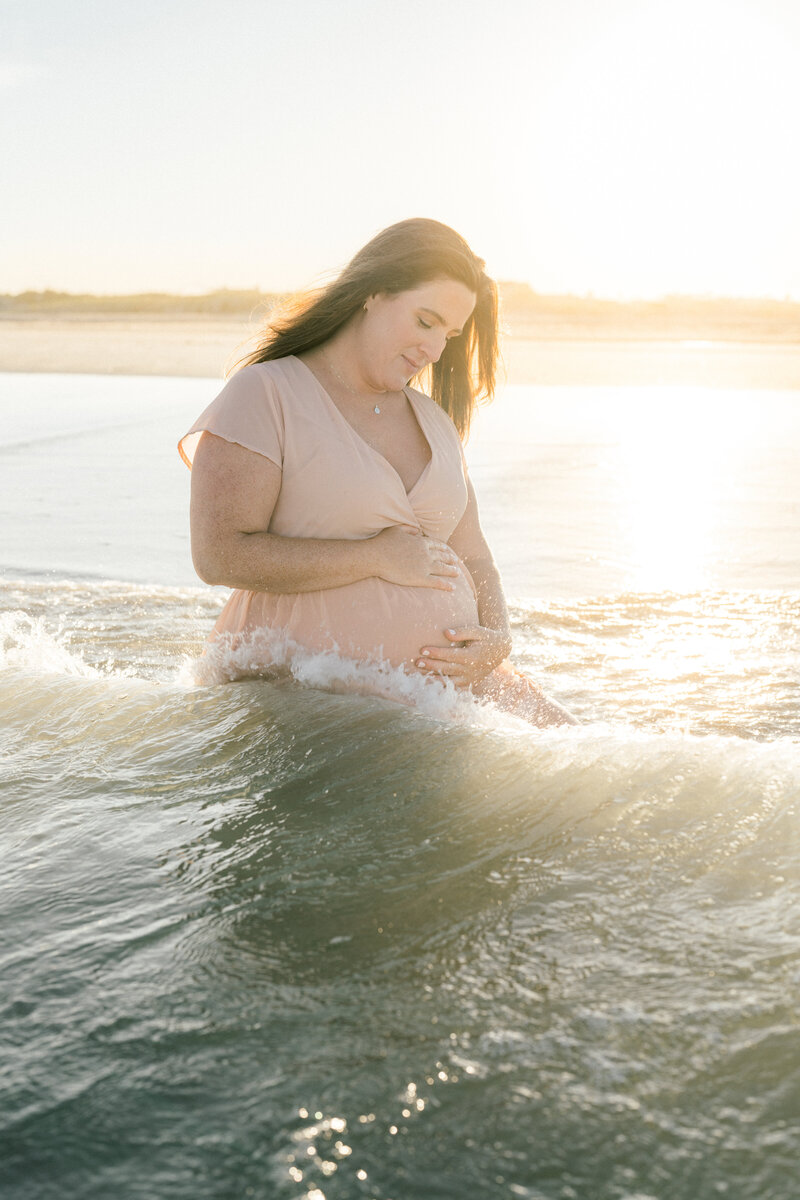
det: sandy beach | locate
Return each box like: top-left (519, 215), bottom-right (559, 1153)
top-left (2, 313), bottom-right (800, 389)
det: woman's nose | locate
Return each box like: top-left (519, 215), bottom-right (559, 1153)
top-left (420, 329), bottom-right (448, 364)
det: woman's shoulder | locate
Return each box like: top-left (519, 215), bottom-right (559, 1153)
top-left (216, 356), bottom-right (317, 409)
top-left (232, 355), bottom-right (300, 389)
top-left (179, 359), bottom-right (293, 470)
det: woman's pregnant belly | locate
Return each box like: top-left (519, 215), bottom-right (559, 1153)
top-left (211, 561), bottom-right (480, 673)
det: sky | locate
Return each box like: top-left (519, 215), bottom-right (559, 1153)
top-left (2, 0), bottom-right (800, 299)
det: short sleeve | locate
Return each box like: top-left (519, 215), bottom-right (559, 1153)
top-left (178, 364), bottom-right (285, 470)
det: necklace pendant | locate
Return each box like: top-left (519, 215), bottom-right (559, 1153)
top-left (373, 404), bottom-right (381, 414)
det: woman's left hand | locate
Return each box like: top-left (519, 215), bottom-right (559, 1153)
top-left (415, 625), bottom-right (513, 690)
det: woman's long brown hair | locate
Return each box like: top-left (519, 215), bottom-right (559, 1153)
top-left (237, 218), bottom-right (498, 437)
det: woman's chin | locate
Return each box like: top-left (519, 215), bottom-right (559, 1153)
top-left (398, 358), bottom-right (423, 386)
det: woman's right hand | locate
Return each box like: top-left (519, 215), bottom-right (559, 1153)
top-left (371, 525), bottom-right (460, 590)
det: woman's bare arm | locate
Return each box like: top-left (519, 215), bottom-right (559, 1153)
top-left (451, 482), bottom-right (512, 644)
top-left (190, 433), bottom-right (459, 593)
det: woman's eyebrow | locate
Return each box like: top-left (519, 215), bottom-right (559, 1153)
top-left (419, 307), bottom-right (464, 335)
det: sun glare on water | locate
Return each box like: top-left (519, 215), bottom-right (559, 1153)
top-left (614, 387), bottom-right (757, 592)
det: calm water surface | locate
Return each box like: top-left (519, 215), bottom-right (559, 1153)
top-left (1, 371), bottom-right (798, 1200)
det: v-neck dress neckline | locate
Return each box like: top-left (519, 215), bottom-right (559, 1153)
top-left (291, 355), bottom-right (433, 497)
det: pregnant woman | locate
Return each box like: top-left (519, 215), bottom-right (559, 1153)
top-left (179, 218), bottom-right (574, 726)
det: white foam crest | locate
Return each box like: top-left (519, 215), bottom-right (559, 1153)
top-left (0, 611), bottom-right (99, 679)
top-left (178, 626), bottom-right (514, 728)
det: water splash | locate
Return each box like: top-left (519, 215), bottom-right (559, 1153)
top-left (181, 625), bottom-right (517, 728)
top-left (0, 610), bottom-right (99, 679)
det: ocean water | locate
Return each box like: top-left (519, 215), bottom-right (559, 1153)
top-left (1, 371), bottom-right (799, 1200)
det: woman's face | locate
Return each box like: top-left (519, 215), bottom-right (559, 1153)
top-left (359, 277), bottom-right (477, 392)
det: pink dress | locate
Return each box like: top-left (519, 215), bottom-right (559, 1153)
top-left (179, 356), bottom-right (482, 672)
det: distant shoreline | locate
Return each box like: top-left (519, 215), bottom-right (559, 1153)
top-left (1, 312), bottom-right (800, 389)
top-left (3, 284), bottom-right (800, 342)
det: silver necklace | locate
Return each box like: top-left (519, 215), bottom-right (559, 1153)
top-left (324, 353), bottom-right (385, 414)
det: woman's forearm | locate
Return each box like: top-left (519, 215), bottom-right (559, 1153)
top-left (194, 524), bottom-right (459, 596)
top-left (193, 528), bottom-right (380, 593)
top-left (466, 555), bottom-right (513, 648)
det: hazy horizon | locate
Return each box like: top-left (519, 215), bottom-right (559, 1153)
top-left (4, 283), bottom-right (800, 309)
